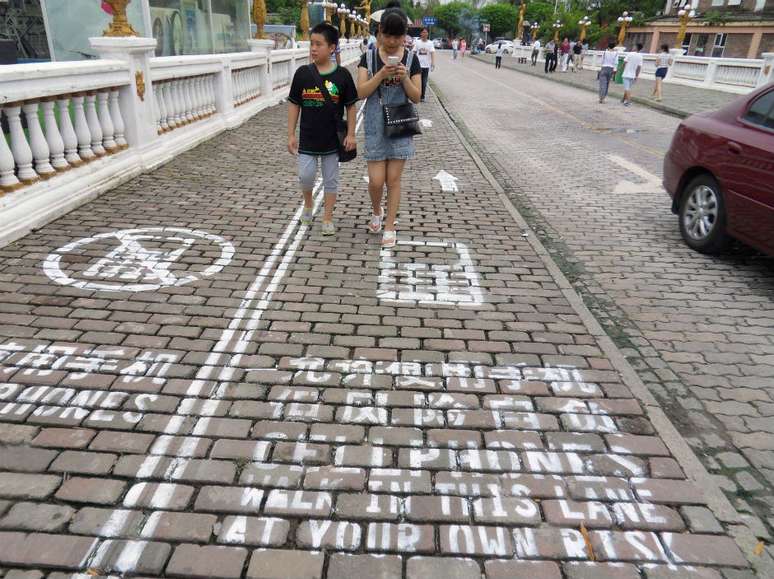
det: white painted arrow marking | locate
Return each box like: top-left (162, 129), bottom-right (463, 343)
top-left (608, 154), bottom-right (662, 194)
top-left (433, 170), bottom-right (459, 192)
top-left (420, 119), bottom-right (433, 128)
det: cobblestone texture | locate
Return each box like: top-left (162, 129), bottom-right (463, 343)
top-left (432, 52), bottom-right (774, 542)
top-left (0, 61), bottom-right (763, 577)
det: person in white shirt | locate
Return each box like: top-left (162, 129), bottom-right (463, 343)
top-left (531, 38), bottom-right (541, 66)
top-left (452, 38), bottom-right (459, 60)
top-left (414, 27), bottom-right (435, 101)
top-left (598, 41), bottom-right (618, 103)
top-left (494, 42), bottom-right (505, 69)
top-left (622, 43), bottom-right (644, 107)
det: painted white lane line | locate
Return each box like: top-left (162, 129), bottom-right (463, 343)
top-left (87, 103), bottom-right (366, 570)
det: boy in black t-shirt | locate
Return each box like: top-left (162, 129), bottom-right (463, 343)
top-left (288, 23), bottom-right (358, 236)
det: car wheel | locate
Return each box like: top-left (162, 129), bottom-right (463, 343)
top-left (678, 174), bottom-right (731, 254)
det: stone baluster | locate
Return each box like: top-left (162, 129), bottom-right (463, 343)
top-left (109, 89), bottom-right (128, 149)
top-left (209, 76), bottom-right (217, 114)
top-left (156, 83), bottom-right (169, 133)
top-left (185, 78), bottom-right (196, 122)
top-left (172, 80), bottom-right (185, 126)
top-left (202, 76), bottom-right (211, 116)
top-left (233, 71), bottom-right (241, 105)
top-left (22, 101), bottom-right (56, 178)
top-left (153, 85), bottom-right (162, 134)
top-left (57, 97), bottom-right (81, 166)
top-left (97, 90), bottom-right (117, 153)
top-left (4, 105), bottom-right (38, 183)
top-left (194, 77), bottom-right (204, 119)
top-left (84, 93), bottom-right (106, 157)
top-left (191, 77), bottom-right (201, 118)
top-left (41, 99), bottom-right (69, 171)
top-left (0, 111), bottom-right (22, 191)
top-left (162, 82), bottom-right (176, 130)
top-left (71, 95), bottom-right (94, 161)
top-left (180, 79), bottom-right (190, 122)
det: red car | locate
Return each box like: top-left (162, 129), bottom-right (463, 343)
top-left (663, 83), bottom-right (774, 256)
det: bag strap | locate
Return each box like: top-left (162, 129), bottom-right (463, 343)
top-left (307, 64), bottom-right (340, 121)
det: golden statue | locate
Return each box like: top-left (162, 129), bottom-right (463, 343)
top-left (252, 0), bottom-right (267, 39)
top-left (349, 14), bottom-right (357, 39)
top-left (358, 0), bottom-right (371, 24)
top-left (102, 0), bottom-right (138, 37)
top-left (516, 1), bottom-right (526, 42)
top-left (300, 0), bottom-right (310, 40)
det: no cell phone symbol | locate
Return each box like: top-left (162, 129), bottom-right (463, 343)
top-left (43, 227), bottom-right (235, 292)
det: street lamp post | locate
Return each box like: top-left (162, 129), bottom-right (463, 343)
top-left (530, 21), bottom-right (539, 43)
top-left (616, 11), bottom-right (633, 47)
top-left (578, 15), bottom-right (591, 43)
top-left (301, 0), bottom-right (310, 40)
top-left (676, 8), bottom-right (696, 49)
top-left (253, 0), bottom-right (268, 39)
top-left (516, 1), bottom-right (527, 45)
top-left (337, 3), bottom-right (348, 36)
top-left (552, 19), bottom-right (562, 43)
top-left (348, 11), bottom-right (357, 39)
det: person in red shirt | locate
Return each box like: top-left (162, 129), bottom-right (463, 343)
top-left (560, 37), bottom-right (571, 72)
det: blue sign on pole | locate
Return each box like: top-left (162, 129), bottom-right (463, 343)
top-left (422, 16), bottom-right (437, 26)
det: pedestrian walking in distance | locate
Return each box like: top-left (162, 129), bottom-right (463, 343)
top-left (531, 38), bottom-right (541, 66)
top-left (357, 5), bottom-right (422, 248)
top-left (544, 39), bottom-right (556, 73)
top-left (598, 41), bottom-right (617, 103)
top-left (495, 42), bottom-right (504, 69)
top-left (571, 40), bottom-right (582, 72)
top-left (459, 38), bottom-right (467, 59)
top-left (622, 43), bottom-right (643, 107)
top-left (452, 37), bottom-right (458, 61)
top-left (288, 22), bottom-right (358, 236)
top-left (414, 27), bottom-right (435, 102)
top-left (652, 44), bottom-right (671, 102)
top-left (560, 37), bottom-right (571, 72)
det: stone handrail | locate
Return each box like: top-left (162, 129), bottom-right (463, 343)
top-left (511, 44), bottom-right (774, 94)
top-left (0, 38), bottom-right (363, 248)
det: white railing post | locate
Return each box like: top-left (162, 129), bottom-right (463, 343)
top-left (665, 49), bottom-right (684, 82)
top-left (216, 59), bottom-right (235, 116)
top-left (248, 39), bottom-right (275, 98)
top-left (758, 52), bottom-right (774, 87)
top-left (703, 60), bottom-right (719, 88)
top-left (90, 37), bottom-right (158, 150)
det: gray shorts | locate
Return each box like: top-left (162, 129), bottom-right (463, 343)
top-left (623, 77), bottom-right (637, 91)
top-left (298, 153), bottom-right (339, 193)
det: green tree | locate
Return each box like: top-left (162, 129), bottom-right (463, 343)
top-left (479, 3), bottom-right (517, 38)
top-left (433, 1), bottom-right (471, 38)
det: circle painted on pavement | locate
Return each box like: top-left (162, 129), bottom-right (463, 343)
top-left (43, 227), bottom-right (235, 292)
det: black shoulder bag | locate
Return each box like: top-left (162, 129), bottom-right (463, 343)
top-left (308, 64), bottom-right (357, 163)
top-left (370, 48), bottom-right (422, 139)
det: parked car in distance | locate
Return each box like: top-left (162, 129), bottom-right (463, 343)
top-left (433, 38), bottom-right (442, 49)
top-left (485, 40), bottom-right (514, 54)
top-left (663, 83), bottom-right (774, 256)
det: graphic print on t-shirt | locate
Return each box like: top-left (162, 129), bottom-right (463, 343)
top-left (300, 80), bottom-right (342, 107)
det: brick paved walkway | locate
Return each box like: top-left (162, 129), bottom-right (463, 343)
top-left (0, 64), bottom-right (767, 577)
top-left (472, 53), bottom-right (740, 118)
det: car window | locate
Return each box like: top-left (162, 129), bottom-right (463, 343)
top-left (743, 90), bottom-right (774, 128)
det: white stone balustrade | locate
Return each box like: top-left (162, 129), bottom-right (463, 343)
top-left (0, 38), bottom-right (362, 247)
top-left (509, 44), bottom-right (770, 94)
top-left (1, 86), bottom-right (129, 192)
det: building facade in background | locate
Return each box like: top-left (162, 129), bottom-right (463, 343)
top-left (629, 0), bottom-right (774, 58)
top-left (0, 0), bottom-right (250, 63)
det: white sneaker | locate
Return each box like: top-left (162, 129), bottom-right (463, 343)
top-left (368, 210), bottom-right (384, 234)
top-left (321, 221), bottom-right (336, 236)
top-left (301, 207), bottom-right (313, 225)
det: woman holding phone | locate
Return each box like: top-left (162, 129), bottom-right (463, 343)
top-left (357, 5), bottom-right (421, 248)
